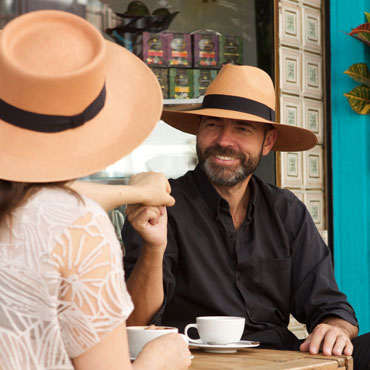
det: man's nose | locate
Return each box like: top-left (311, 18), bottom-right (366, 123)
top-left (215, 126), bottom-right (234, 146)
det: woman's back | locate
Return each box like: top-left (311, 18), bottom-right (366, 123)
top-left (0, 188), bottom-right (133, 370)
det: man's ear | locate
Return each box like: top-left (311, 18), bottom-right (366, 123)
top-left (262, 128), bottom-right (277, 156)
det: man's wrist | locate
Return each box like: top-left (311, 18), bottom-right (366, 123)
top-left (142, 242), bottom-right (167, 257)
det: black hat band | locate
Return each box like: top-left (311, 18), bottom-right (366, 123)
top-left (201, 94), bottom-right (275, 122)
top-left (0, 84), bottom-right (106, 133)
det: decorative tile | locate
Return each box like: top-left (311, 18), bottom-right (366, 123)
top-left (280, 47), bottom-right (302, 94)
top-left (319, 229), bottom-right (328, 245)
top-left (302, 6), bottom-right (321, 53)
top-left (304, 191), bottom-right (324, 229)
top-left (281, 151), bottom-right (303, 188)
top-left (303, 98), bottom-right (323, 144)
top-left (290, 189), bottom-right (304, 202)
top-left (303, 145), bottom-right (323, 188)
top-left (279, 2), bottom-right (301, 47)
top-left (302, 0), bottom-right (322, 9)
top-left (302, 53), bottom-right (322, 98)
top-left (280, 95), bottom-right (303, 127)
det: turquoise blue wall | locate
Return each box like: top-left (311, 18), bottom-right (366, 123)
top-left (330, 0), bottom-right (370, 334)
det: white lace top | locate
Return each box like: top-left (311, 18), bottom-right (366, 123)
top-left (0, 188), bottom-right (133, 370)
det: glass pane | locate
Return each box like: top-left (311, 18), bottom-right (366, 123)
top-left (0, 0), bottom-right (274, 183)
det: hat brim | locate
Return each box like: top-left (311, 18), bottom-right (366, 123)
top-left (161, 108), bottom-right (318, 152)
top-left (0, 41), bottom-right (162, 182)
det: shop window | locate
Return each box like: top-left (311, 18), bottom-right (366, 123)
top-left (0, 0), bottom-right (275, 185)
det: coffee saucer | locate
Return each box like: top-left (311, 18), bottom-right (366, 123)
top-left (130, 355), bottom-right (195, 361)
top-left (189, 340), bottom-right (260, 353)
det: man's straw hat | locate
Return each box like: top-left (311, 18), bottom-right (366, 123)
top-left (162, 64), bottom-right (318, 151)
top-left (0, 10), bottom-right (162, 182)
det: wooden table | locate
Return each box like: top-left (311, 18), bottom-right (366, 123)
top-left (189, 348), bottom-right (353, 369)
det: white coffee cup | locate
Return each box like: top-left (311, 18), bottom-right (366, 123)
top-left (184, 316), bottom-right (245, 345)
top-left (127, 325), bottom-right (179, 358)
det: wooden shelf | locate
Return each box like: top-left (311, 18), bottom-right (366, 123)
top-left (163, 97), bottom-right (204, 105)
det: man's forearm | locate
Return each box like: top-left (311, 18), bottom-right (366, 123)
top-left (126, 244), bottom-right (165, 326)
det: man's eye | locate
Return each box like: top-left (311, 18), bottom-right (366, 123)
top-left (237, 125), bottom-right (255, 133)
top-left (205, 122), bottom-right (217, 128)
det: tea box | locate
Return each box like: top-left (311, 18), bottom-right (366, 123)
top-left (192, 33), bottom-right (219, 68)
top-left (169, 68), bottom-right (194, 99)
top-left (192, 69), bottom-right (218, 98)
top-left (142, 32), bottom-right (168, 67)
top-left (150, 68), bottom-right (169, 99)
top-left (165, 32), bottom-right (192, 68)
top-left (219, 35), bottom-right (243, 65)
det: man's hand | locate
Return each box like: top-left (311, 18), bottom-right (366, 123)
top-left (125, 204), bottom-right (168, 249)
top-left (300, 317), bottom-right (358, 356)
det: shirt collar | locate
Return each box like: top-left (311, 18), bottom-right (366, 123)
top-left (192, 165), bottom-right (257, 219)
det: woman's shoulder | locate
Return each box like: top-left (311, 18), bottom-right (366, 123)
top-left (27, 187), bottom-right (107, 222)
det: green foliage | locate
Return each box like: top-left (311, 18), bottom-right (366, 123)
top-left (366, 12), bottom-right (370, 23)
top-left (348, 22), bottom-right (370, 46)
top-left (344, 12), bottom-right (370, 115)
top-left (344, 63), bottom-right (370, 87)
top-left (344, 85), bottom-right (370, 114)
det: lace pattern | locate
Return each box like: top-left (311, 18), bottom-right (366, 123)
top-left (0, 188), bottom-right (133, 370)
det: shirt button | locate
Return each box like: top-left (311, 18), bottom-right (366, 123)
top-left (230, 232), bottom-right (236, 240)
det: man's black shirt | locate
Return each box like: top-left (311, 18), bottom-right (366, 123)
top-left (122, 165), bottom-right (358, 348)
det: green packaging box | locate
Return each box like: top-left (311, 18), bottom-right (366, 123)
top-left (169, 68), bottom-right (194, 99)
top-left (192, 69), bottom-right (218, 98)
top-left (219, 35), bottom-right (243, 65)
top-left (150, 68), bottom-right (169, 99)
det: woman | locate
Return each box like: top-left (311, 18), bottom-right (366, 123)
top-left (0, 9), bottom-right (190, 370)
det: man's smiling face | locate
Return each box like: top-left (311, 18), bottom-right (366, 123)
top-left (196, 116), bottom-right (275, 187)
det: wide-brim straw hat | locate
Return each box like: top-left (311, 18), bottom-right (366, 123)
top-left (0, 10), bottom-right (162, 182)
top-left (162, 64), bottom-right (318, 151)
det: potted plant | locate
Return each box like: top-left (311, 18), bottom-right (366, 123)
top-left (343, 12), bottom-right (370, 115)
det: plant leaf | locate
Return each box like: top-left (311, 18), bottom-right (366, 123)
top-left (365, 12), bottom-right (370, 23)
top-left (344, 85), bottom-right (370, 114)
top-left (344, 63), bottom-right (370, 87)
top-left (348, 22), bottom-right (370, 46)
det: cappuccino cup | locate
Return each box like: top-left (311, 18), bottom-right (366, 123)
top-left (127, 325), bottom-right (179, 358)
top-left (184, 316), bottom-right (245, 345)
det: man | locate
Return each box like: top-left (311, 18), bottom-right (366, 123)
top-left (122, 65), bottom-right (370, 368)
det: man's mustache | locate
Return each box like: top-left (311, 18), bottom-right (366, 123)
top-left (204, 145), bottom-right (245, 161)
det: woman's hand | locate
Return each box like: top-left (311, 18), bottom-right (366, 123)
top-left (129, 172), bottom-right (175, 207)
top-left (133, 333), bottom-right (192, 370)
top-left (69, 172), bottom-right (174, 211)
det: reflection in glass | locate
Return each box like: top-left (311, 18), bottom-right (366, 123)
top-left (1, 0), bottom-right (274, 183)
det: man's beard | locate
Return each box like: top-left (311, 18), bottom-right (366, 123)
top-left (196, 143), bottom-right (263, 187)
